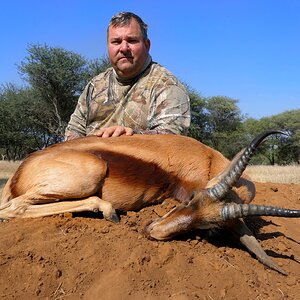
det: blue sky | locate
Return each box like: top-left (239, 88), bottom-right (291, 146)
top-left (0, 0), bottom-right (299, 119)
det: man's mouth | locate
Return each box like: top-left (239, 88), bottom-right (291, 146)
top-left (119, 56), bottom-right (133, 61)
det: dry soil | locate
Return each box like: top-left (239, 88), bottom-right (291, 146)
top-left (0, 182), bottom-right (299, 299)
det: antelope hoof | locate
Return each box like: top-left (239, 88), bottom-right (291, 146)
top-left (104, 211), bottom-right (120, 223)
top-left (109, 212), bottom-right (120, 223)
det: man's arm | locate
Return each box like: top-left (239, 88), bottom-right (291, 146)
top-left (64, 83), bottom-right (91, 140)
top-left (145, 84), bottom-right (191, 135)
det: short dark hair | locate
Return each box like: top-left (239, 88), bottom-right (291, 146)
top-left (108, 12), bottom-right (148, 40)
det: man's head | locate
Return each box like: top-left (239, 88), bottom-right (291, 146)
top-left (107, 12), bottom-right (151, 79)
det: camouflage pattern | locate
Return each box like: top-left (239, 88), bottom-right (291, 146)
top-left (65, 59), bottom-right (190, 140)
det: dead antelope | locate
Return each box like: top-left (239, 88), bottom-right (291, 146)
top-left (1, 130), bottom-right (299, 274)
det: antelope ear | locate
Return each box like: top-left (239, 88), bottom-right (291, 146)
top-left (231, 176), bottom-right (256, 204)
top-left (176, 188), bottom-right (205, 206)
top-left (205, 148), bottom-right (245, 189)
top-left (187, 190), bottom-right (207, 203)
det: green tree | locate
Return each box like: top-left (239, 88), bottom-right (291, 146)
top-left (86, 55), bottom-right (111, 79)
top-left (18, 44), bottom-right (88, 137)
top-left (242, 110), bottom-right (300, 165)
top-left (0, 84), bottom-right (55, 160)
top-left (0, 46), bottom-right (114, 160)
top-left (186, 86), bottom-right (207, 141)
top-left (206, 96), bottom-right (243, 133)
top-left (266, 110), bottom-right (300, 164)
top-left (204, 96), bottom-right (244, 158)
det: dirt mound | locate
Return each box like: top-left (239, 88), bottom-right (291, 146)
top-left (0, 182), bottom-right (299, 299)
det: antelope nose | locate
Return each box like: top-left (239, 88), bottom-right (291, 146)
top-left (144, 219), bottom-right (171, 241)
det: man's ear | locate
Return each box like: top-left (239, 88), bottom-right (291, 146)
top-left (145, 39), bottom-right (151, 51)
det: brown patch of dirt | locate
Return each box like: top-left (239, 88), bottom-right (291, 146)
top-left (0, 182), bottom-right (299, 299)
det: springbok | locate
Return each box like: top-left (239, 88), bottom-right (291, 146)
top-left (1, 130), bottom-right (299, 274)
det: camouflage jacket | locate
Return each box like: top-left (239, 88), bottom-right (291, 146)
top-left (65, 58), bottom-right (190, 140)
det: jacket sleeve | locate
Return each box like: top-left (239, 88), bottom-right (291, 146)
top-left (64, 83), bottom-right (91, 140)
top-left (146, 84), bottom-right (191, 135)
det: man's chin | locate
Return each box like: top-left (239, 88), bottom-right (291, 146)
top-left (117, 60), bottom-right (134, 69)
top-left (115, 65), bottom-right (136, 78)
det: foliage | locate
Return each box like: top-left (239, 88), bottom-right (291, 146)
top-left (0, 84), bottom-right (57, 160)
top-left (187, 90), bottom-right (299, 164)
top-left (204, 96), bottom-right (244, 157)
top-left (186, 86), bottom-right (207, 142)
top-left (86, 56), bottom-right (111, 79)
top-left (187, 94), bottom-right (246, 158)
top-left (0, 45), bottom-right (111, 160)
top-left (18, 44), bottom-right (88, 136)
top-left (242, 110), bottom-right (300, 165)
top-left (205, 96), bottom-right (243, 133)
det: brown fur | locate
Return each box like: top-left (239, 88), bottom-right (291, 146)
top-left (0, 134), bottom-right (254, 220)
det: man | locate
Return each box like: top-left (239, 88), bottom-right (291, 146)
top-left (65, 12), bottom-right (190, 140)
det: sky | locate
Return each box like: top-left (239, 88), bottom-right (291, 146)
top-left (0, 0), bottom-right (299, 119)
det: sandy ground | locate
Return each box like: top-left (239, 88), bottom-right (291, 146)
top-left (0, 182), bottom-right (299, 300)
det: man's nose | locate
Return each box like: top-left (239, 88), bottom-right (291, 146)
top-left (120, 40), bottom-right (129, 51)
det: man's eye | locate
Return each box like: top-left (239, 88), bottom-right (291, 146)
top-left (128, 39), bottom-right (139, 44)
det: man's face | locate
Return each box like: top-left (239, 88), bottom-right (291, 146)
top-left (107, 18), bottom-right (150, 78)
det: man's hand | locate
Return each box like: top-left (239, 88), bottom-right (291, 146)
top-left (94, 126), bottom-right (134, 138)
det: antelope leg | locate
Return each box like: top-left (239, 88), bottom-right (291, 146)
top-left (229, 219), bottom-right (287, 275)
top-left (0, 195), bottom-right (119, 223)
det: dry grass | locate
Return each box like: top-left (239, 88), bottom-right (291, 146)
top-left (245, 165), bottom-right (300, 184)
top-left (0, 161), bottom-right (22, 178)
top-left (0, 161), bottom-right (22, 196)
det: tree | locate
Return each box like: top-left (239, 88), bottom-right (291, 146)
top-left (86, 55), bottom-right (111, 79)
top-left (0, 84), bottom-right (55, 160)
top-left (204, 96), bottom-right (244, 158)
top-left (242, 110), bottom-right (300, 165)
top-left (205, 96), bottom-right (243, 133)
top-left (265, 110), bottom-right (300, 164)
top-left (18, 44), bottom-right (88, 137)
top-left (0, 46), bottom-right (114, 160)
top-left (186, 86), bottom-right (207, 141)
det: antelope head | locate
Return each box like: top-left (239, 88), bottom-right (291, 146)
top-left (146, 130), bottom-right (300, 274)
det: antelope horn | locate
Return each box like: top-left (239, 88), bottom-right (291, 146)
top-left (221, 203), bottom-right (300, 220)
top-left (207, 130), bottom-right (287, 200)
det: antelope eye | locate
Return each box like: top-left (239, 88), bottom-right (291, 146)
top-left (189, 192), bottom-right (195, 200)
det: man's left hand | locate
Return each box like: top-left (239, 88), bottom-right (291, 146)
top-left (94, 126), bottom-right (134, 138)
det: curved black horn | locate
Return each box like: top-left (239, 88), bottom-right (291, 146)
top-left (207, 130), bottom-right (287, 200)
top-left (221, 203), bottom-right (300, 221)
